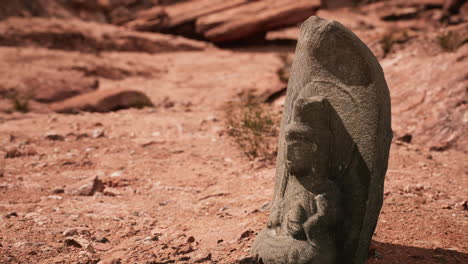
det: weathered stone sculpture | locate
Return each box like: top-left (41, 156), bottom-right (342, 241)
top-left (252, 16), bottom-right (392, 264)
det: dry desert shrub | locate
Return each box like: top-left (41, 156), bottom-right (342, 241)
top-left (5, 87), bottom-right (34, 113)
top-left (379, 33), bottom-right (395, 58)
top-left (437, 31), bottom-right (466, 52)
top-left (223, 90), bottom-right (280, 161)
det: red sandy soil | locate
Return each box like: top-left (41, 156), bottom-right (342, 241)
top-left (0, 1), bottom-right (467, 264)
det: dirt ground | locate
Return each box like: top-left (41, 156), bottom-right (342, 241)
top-left (0, 1), bottom-right (467, 263)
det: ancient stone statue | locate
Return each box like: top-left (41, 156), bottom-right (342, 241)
top-left (252, 16), bottom-right (392, 264)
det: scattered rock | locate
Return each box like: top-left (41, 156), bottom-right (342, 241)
top-left (459, 200), bottom-right (467, 211)
top-left (64, 237), bottom-right (94, 253)
top-left (52, 187), bottom-right (65, 194)
top-left (5, 212), bottom-right (18, 218)
top-left (76, 133), bottom-right (90, 140)
top-left (95, 236), bottom-right (109, 243)
top-left (48, 195), bottom-right (63, 200)
top-left (23, 212), bottom-right (48, 225)
top-left (45, 132), bottom-right (65, 141)
top-left (193, 250), bottom-right (212, 263)
top-left (103, 187), bottom-right (121, 197)
top-left (50, 88), bottom-right (154, 113)
top-left (397, 134), bottom-right (413, 143)
top-left (135, 138), bottom-right (165, 147)
top-left (442, 203), bottom-right (453, 209)
top-left (91, 129), bottom-right (105, 138)
top-left (13, 241), bottom-right (45, 249)
top-left (187, 236), bottom-right (196, 243)
top-left (159, 96), bottom-right (175, 108)
top-left (238, 229), bottom-right (255, 241)
top-left (4, 147), bottom-right (21, 159)
top-left (5, 146), bottom-right (37, 159)
top-left (260, 202), bottom-right (270, 211)
top-left (63, 228), bottom-right (79, 237)
top-left (430, 143), bottom-right (451, 152)
top-left (403, 184), bottom-right (426, 193)
top-left (143, 235), bottom-right (159, 242)
top-left (150, 228), bottom-right (164, 239)
top-left (175, 243), bottom-right (194, 255)
top-left (40, 245), bottom-right (54, 253)
top-left (66, 176), bottom-right (105, 196)
top-left (94, 242), bottom-right (113, 252)
top-left (0, 183), bottom-right (11, 189)
top-left (110, 171), bottom-right (123, 178)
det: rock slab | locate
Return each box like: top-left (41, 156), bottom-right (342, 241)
top-left (124, 0), bottom-right (321, 43)
top-left (50, 88), bottom-right (153, 113)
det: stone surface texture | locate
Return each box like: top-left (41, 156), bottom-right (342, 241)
top-left (252, 16), bottom-right (392, 264)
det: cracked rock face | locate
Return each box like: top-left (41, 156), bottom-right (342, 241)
top-left (252, 16), bottom-right (392, 264)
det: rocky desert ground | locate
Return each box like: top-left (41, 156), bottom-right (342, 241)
top-left (0, 0), bottom-right (467, 263)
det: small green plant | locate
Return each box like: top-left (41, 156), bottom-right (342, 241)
top-left (437, 31), bottom-right (466, 52)
top-left (6, 88), bottom-right (33, 113)
top-left (224, 91), bottom-right (280, 161)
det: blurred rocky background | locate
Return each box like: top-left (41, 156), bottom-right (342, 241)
top-left (0, 0), bottom-right (466, 263)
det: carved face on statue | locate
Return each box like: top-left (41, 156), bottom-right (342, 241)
top-left (285, 123), bottom-right (330, 181)
top-left (285, 97), bottom-right (332, 181)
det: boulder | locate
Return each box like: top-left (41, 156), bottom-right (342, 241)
top-left (50, 88), bottom-right (154, 113)
top-left (124, 0), bottom-right (320, 43)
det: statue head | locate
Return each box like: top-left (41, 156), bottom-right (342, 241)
top-left (285, 97), bottom-right (331, 181)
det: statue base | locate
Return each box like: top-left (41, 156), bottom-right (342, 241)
top-left (252, 229), bottom-right (335, 264)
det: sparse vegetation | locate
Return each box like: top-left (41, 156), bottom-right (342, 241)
top-left (223, 90), bottom-right (280, 161)
top-left (379, 33), bottom-right (395, 58)
top-left (6, 88), bottom-right (34, 113)
top-left (379, 29), bottom-right (412, 58)
top-left (437, 31), bottom-right (466, 52)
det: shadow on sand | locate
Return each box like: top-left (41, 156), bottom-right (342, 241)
top-left (368, 241), bottom-right (468, 264)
